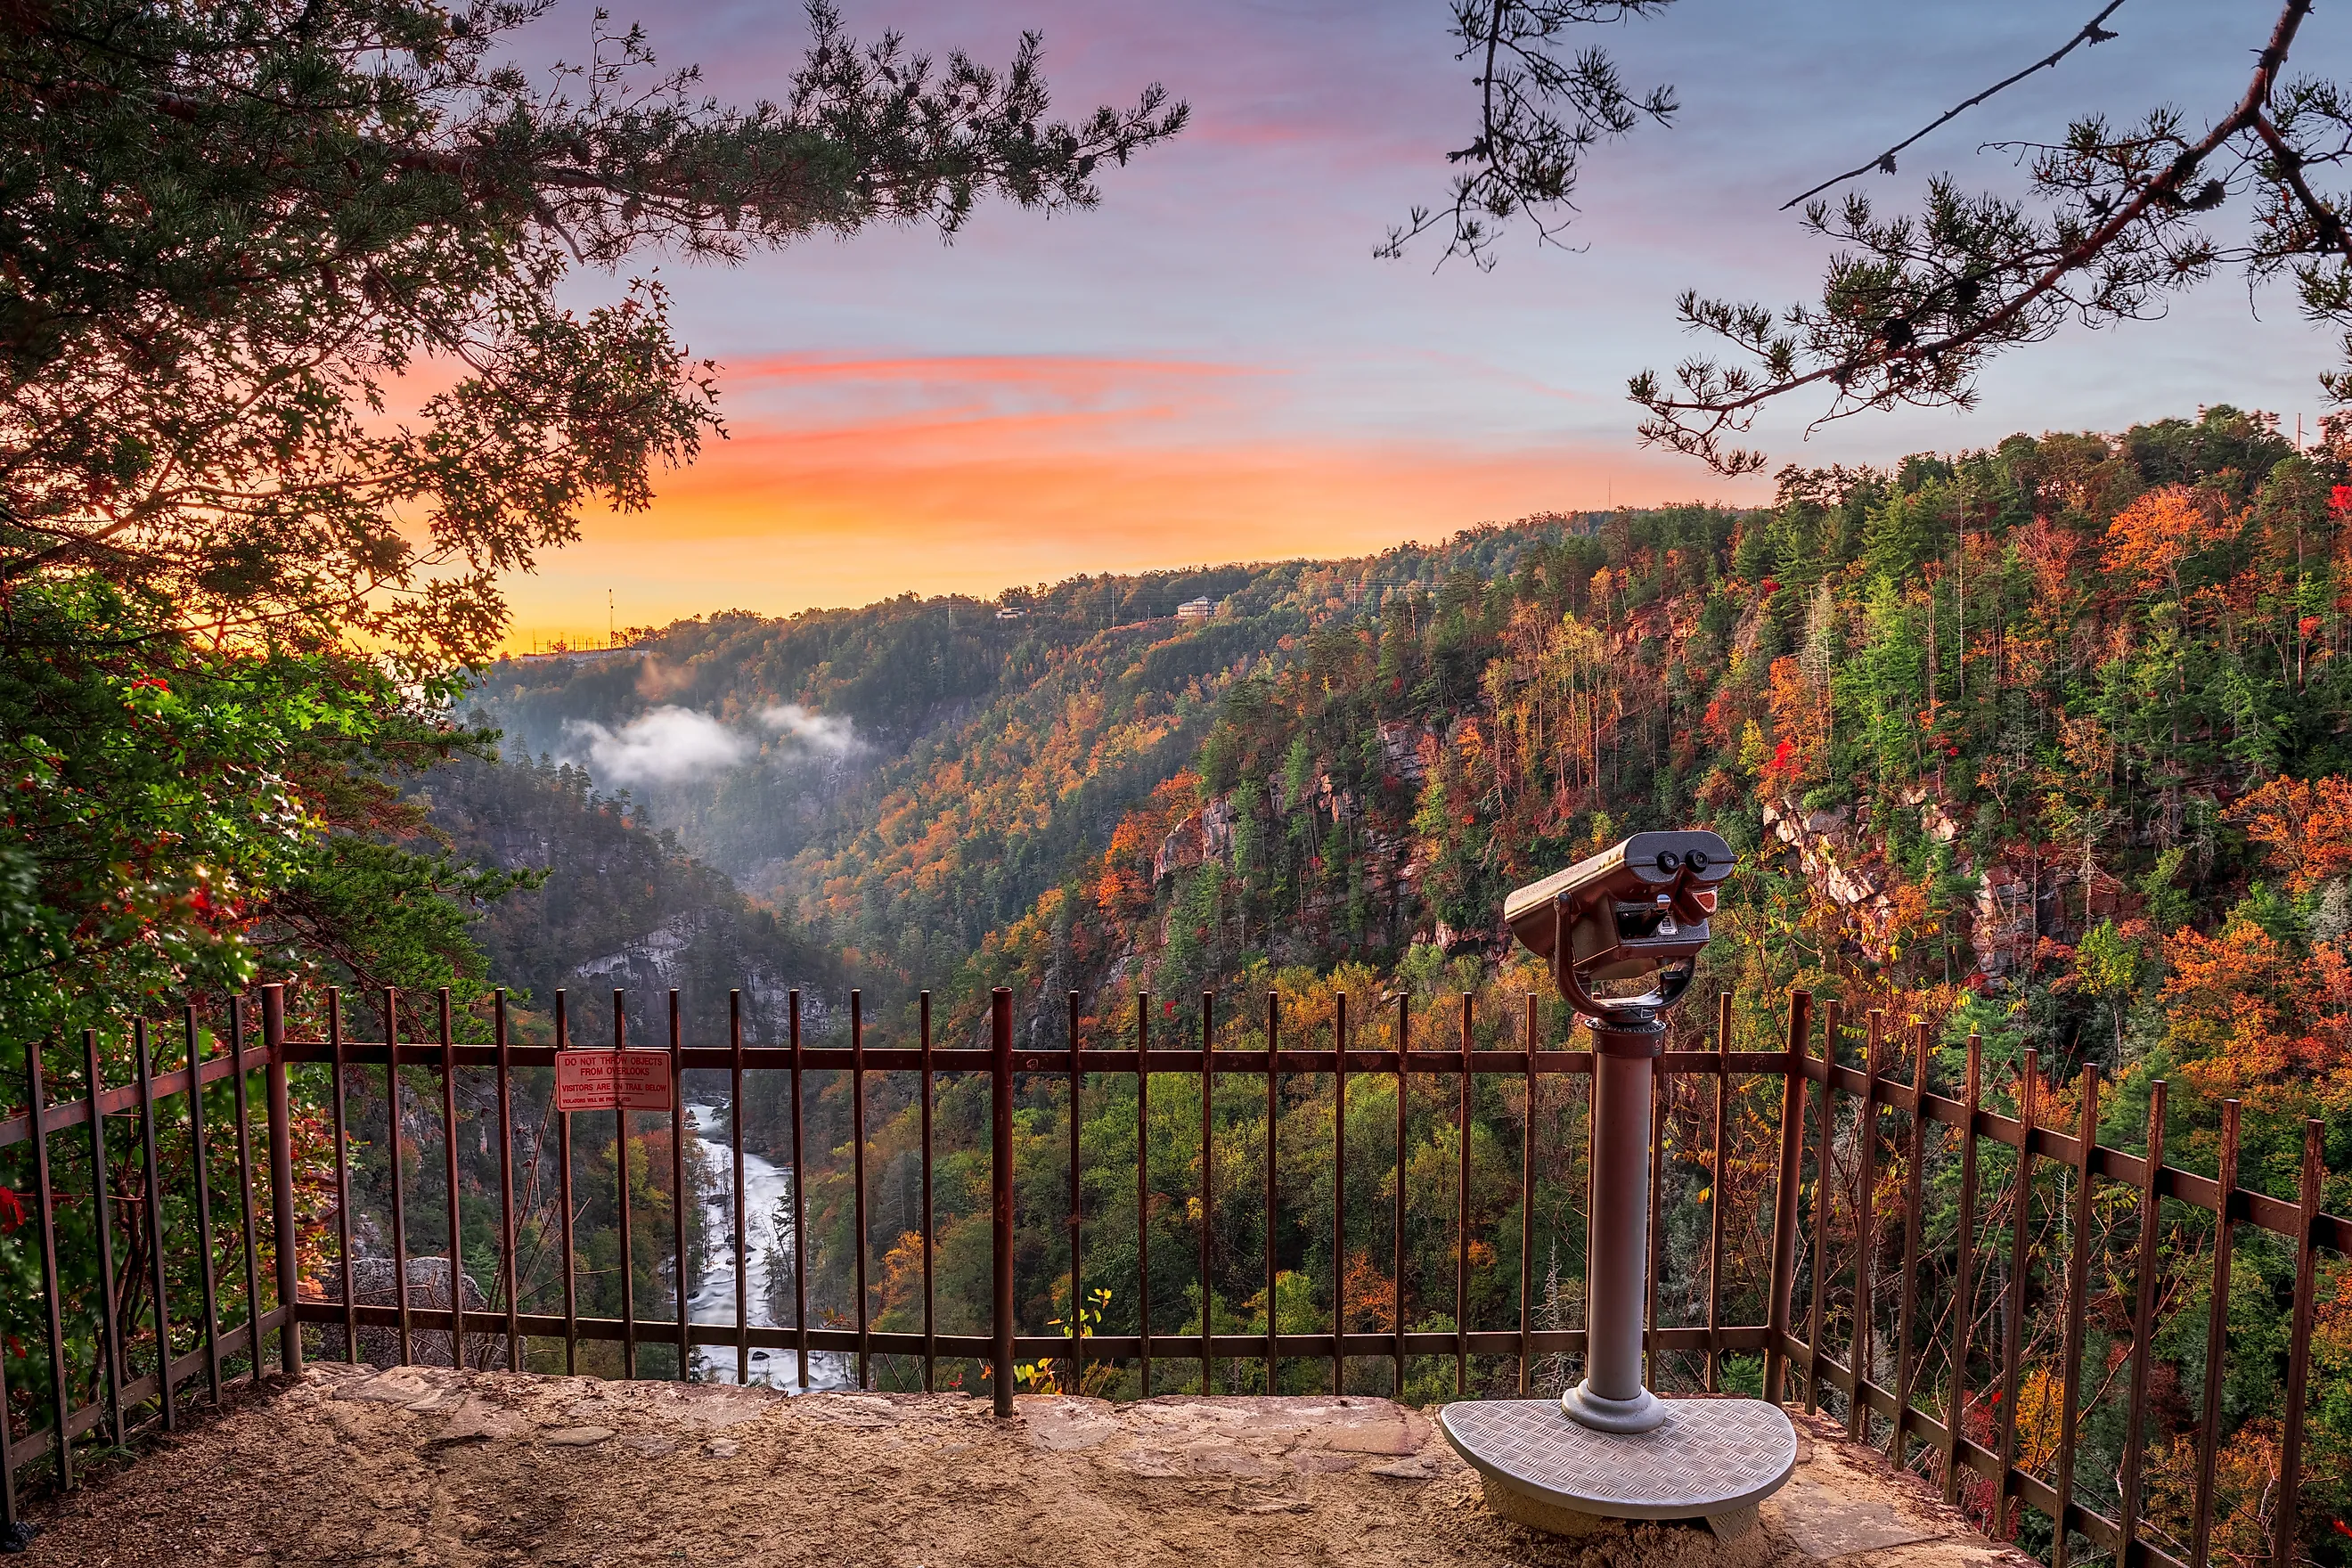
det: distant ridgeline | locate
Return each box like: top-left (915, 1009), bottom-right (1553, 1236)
top-left (461, 515), bottom-right (1621, 1023)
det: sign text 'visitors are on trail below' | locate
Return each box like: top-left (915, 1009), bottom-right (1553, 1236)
top-left (553, 1048), bottom-right (674, 1113)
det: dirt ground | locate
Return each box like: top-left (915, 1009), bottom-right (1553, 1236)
top-left (22, 1363), bottom-right (2029, 1568)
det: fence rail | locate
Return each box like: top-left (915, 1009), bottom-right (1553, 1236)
top-left (2, 983), bottom-right (2341, 1568)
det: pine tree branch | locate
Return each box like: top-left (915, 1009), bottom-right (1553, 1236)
top-left (1635, 0), bottom-right (2315, 474)
top-left (2252, 112), bottom-right (2352, 257)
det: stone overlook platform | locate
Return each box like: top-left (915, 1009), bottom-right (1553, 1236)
top-left (22, 1364), bottom-right (2035, 1568)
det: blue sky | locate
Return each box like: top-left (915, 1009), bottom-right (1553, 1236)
top-left (503, 1), bottom-right (2348, 642)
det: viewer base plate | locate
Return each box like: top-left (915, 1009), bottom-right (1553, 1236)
top-left (1439, 1397), bottom-right (1796, 1523)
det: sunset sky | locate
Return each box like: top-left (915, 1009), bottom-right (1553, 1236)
top-left (503, 0), bottom-right (2349, 647)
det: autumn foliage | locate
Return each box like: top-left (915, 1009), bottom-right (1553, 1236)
top-left (2102, 483), bottom-right (2237, 594)
top-left (2234, 773), bottom-right (2352, 894)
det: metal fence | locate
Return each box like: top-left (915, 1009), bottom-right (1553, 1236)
top-left (2, 983), bottom-right (2342, 1568)
top-left (0, 994), bottom-right (298, 1546)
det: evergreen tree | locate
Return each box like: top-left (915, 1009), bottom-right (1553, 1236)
top-left (2, 0), bottom-right (1183, 1022)
top-left (1863, 483), bottom-right (1939, 584)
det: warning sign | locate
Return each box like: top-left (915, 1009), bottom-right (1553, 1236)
top-left (614, 1049), bottom-right (671, 1110)
top-left (554, 1049), bottom-right (616, 1111)
top-left (554, 1049), bottom-right (673, 1114)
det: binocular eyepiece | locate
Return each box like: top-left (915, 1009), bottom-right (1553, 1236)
top-left (1503, 829), bottom-right (1734, 1027)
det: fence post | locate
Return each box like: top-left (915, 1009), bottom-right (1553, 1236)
top-left (2275, 1117), bottom-right (2324, 1568)
top-left (992, 988), bottom-right (1016, 1417)
top-left (1763, 989), bottom-right (1810, 1406)
top-left (263, 984), bottom-right (304, 1378)
top-left (26, 1040), bottom-right (75, 1490)
top-left (0, 1298), bottom-right (24, 1551)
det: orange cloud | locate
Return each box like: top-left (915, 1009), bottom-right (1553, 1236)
top-left (714, 351), bottom-right (1267, 439)
top-left (498, 354), bottom-right (1760, 648)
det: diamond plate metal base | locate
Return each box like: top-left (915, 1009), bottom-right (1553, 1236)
top-left (1439, 1397), bottom-right (1797, 1523)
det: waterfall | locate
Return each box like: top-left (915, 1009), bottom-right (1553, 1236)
top-left (682, 1098), bottom-right (853, 1390)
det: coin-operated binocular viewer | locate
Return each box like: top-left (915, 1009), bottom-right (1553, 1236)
top-left (1507, 829), bottom-right (1729, 1432)
top-left (1439, 831), bottom-right (1796, 1536)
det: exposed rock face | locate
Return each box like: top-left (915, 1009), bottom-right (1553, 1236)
top-left (1761, 797), bottom-right (1899, 959)
top-left (1972, 864), bottom-right (2036, 977)
top-left (1378, 720), bottom-right (1428, 785)
top-left (1139, 779), bottom-right (1423, 960)
top-left (1201, 793), bottom-right (1237, 859)
top-left (1155, 810), bottom-right (1205, 883)
top-left (25, 1366), bottom-right (2035, 1568)
top-left (1761, 793), bottom-right (2031, 979)
top-left (568, 913), bottom-right (804, 1025)
top-left (1896, 786), bottom-right (1963, 848)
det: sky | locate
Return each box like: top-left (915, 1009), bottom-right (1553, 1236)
top-left (498, 1), bottom-right (2351, 648)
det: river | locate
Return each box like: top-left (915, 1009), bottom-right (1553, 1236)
top-left (682, 1098), bottom-right (852, 1390)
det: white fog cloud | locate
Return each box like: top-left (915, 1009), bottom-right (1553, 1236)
top-left (567, 706), bottom-right (751, 788)
top-left (757, 703), bottom-right (862, 755)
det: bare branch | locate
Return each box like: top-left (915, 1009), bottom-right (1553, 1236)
top-left (1784, 0), bottom-right (2131, 211)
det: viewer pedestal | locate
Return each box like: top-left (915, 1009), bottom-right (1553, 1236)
top-left (1443, 1009), bottom-right (1797, 1535)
